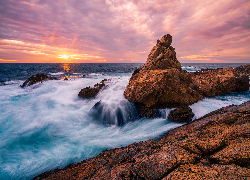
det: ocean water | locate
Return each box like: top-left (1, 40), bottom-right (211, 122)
top-left (0, 63), bottom-right (249, 180)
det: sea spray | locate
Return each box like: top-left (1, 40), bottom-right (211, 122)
top-left (0, 63), bottom-right (249, 180)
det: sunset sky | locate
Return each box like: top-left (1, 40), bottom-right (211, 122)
top-left (0, 0), bottom-right (250, 63)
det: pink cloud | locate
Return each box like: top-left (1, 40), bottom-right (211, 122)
top-left (0, 0), bottom-right (249, 63)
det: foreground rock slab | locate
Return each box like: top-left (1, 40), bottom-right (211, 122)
top-left (33, 100), bottom-right (250, 180)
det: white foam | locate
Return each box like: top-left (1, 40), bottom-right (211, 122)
top-left (49, 72), bottom-right (64, 75)
top-left (0, 74), bottom-right (249, 180)
top-left (190, 93), bottom-right (250, 120)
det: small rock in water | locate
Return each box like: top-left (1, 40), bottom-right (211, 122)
top-left (20, 73), bottom-right (57, 87)
top-left (168, 106), bottom-right (194, 122)
top-left (78, 79), bottom-right (107, 98)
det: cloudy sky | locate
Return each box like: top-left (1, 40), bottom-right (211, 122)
top-left (0, 0), bottom-right (249, 63)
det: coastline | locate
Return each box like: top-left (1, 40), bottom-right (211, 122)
top-left (34, 99), bottom-right (250, 179)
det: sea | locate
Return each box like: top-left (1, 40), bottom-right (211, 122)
top-left (0, 63), bottom-right (249, 180)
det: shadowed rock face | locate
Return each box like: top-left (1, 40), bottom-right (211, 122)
top-left (20, 73), bottom-right (57, 87)
top-left (33, 101), bottom-right (250, 180)
top-left (168, 106), bottom-right (194, 123)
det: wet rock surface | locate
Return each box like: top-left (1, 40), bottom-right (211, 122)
top-left (20, 73), bottom-right (57, 87)
top-left (78, 79), bottom-right (107, 98)
top-left (33, 101), bottom-right (250, 180)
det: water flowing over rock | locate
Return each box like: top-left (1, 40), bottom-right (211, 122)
top-left (89, 100), bottom-right (139, 126)
top-left (20, 73), bottom-right (57, 87)
top-left (124, 34), bottom-right (202, 114)
top-left (33, 101), bottom-right (250, 180)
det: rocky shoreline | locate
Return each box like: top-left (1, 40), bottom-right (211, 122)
top-left (34, 100), bottom-right (250, 179)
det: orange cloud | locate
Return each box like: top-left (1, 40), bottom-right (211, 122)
top-left (0, 59), bottom-right (18, 62)
top-left (0, 39), bottom-right (104, 63)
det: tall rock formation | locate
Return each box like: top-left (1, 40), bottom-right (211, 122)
top-left (124, 34), bottom-right (202, 116)
top-left (142, 34), bottom-right (181, 71)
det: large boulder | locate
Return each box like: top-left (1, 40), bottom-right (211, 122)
top-left (125, 69), bottom-right (202, 109)
top-left (20, 73), bottom-right (57, 87)
top-left (124, 34), bottom-right (202, 112)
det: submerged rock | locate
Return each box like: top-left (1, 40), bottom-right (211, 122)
top-left (78, 79), bottom-right (107, 98)
top-left (33, 101), bottom-right (250, 180)
top-left (168, 106), bottom-right (194, 122)
top-left (20, 73), bottom-right (57, 87)
top-left (124, 34), bottom-right (202, 115)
